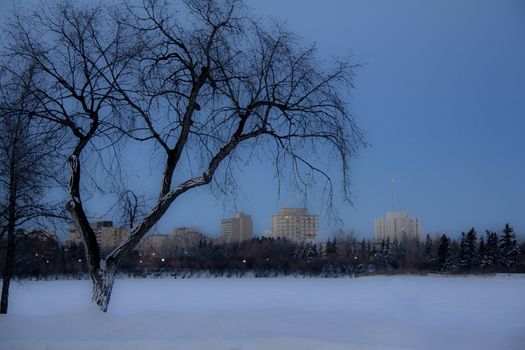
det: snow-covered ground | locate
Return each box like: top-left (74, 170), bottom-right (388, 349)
top-left (1, 275), bottom-right (524, 350)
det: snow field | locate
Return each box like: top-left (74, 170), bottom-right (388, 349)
top-left (1, 275), bottom-right (524, 349)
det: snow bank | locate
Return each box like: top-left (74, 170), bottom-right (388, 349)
top-left (1, 275), bottom-right (524, 349)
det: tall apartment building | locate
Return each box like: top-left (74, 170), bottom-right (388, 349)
top-left (271, 208), bottom-right (318, 242)
top-left (374, 210), bottom-right (422, 242)
top-left (220, 212), bottom-right (253, 243)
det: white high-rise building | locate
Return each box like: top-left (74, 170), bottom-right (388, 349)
top-left (375, 210), bottom-right (422, 242)
top-left (271, 208), bottom-right (318, 242)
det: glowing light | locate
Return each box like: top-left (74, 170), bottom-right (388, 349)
top-left (161, 258), bottom-right (165, 262)
top-left (242, 259), bottom-right (246, 263)
top-left (78, 259), bottom-right (82, 262)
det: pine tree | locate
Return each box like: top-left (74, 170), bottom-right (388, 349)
top-left (424, 234), bottom-right (434, 267)
top-left (383, 237), bottom-right (393, 269)
top-left (477, 237), bottom-right (485, 267)
top-left (437, 234), bottom-right (451, 272)
top-left (459, 228), bottom-right (477, 272)
top-left (458, 232), bottom-right (467, 270)
top-left (499, 223), bottom-right (519, 268)
top-left (478, 237), bottom-right (485, 255)
top-left (295, 241), bottom-right (318, 259)
top-left (481, 230), bottom-right (500, 268)
top-left (369, 244), bottom-right (379, 269)
top-left (358, 239), bottom-right (368, 263)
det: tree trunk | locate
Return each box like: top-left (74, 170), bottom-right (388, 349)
top-left (0, 208), bottom-right (16, 314)
top-left (0, 230), bottom-right (15, 313)
top-left (91, 265), bottom-right (116, 312)
top-left (1, 143), bottom-right (17, 314)
top-left (0, 277), bottom-right (11, 314)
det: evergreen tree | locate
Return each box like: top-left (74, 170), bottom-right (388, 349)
top-left (366, 240), bottom-right (372, 254)
top-left (499, 223), bottom-right (519, 268)
top-left (358, 239), bottom-right (368, 263)
top-left (477, 237), bottom-right (485, 267)
top-left (459, 228), bottom-right (477, 272)
top-left (294, 242), bottom-right (310, 259)
top-left (383, 237), bottom-right (393, 269)
top-left (369, 244), bottom-right (379, 269)
top-left (458, 232), bottom-right (466, 270)
top-left (423, 234), bottom-right (434, 268)
top-left (393, 237), bottom-right (408, 269)
top-left (481, 230), bottom-right (499, 268)
top-left (478, 237), bottom-right (485, 256)
top-left (301, 242), bottom-right (318, 259)
top-left (437, 234), bottom-right (451, 272)
top-left (309, 242), bottom-right (319, 258)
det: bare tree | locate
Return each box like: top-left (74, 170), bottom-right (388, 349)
top-left (0, 65), bottom-right (64, 314)
top-left (117, 190), bottom-right (148, 229)
top-left (2, 0), bottom-right (364, 311)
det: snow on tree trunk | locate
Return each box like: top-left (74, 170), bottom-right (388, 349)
top-left (91, 266), bottom-right (116, 312)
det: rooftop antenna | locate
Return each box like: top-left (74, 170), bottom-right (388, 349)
top-left (391, 178), bottom-right (395, 211)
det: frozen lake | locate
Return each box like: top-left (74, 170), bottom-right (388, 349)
top-left (1, 275), bottom-right (524, 349)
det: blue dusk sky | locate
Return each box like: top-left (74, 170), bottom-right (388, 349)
top-left (245, 0), bottom-right (525, 239)
top-left (1, 0), bottom-right (524, 240)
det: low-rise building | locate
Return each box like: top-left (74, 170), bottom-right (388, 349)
top-left (66, 221), bottom-right (128, 251)
top-left (171, 227), bottom-right (209, 250)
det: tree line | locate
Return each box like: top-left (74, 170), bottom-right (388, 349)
top-left (2, 224), bottom-right (522, 280)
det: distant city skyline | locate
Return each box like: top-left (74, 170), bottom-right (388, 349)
top-left (1, 0), bottom-right (524, 240)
